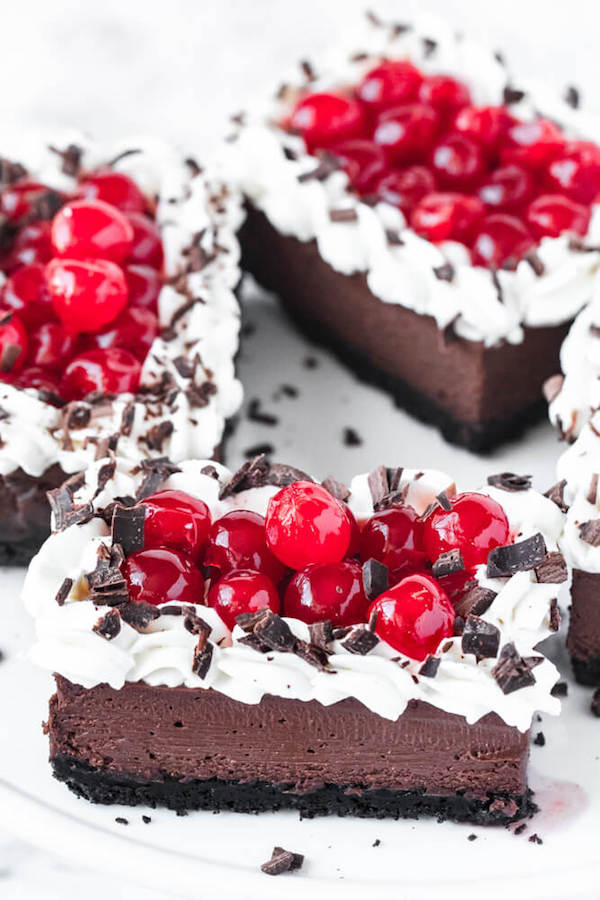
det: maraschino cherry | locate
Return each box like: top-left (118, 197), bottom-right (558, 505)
top-left (60, 347), bottom-right (141, 400)
top-left (525, 194), bottom-right (590, 239)
top-left (373, 104), bottom-right (440, 163)
top-left (422, 491), bottom-right (510, 570)
top-left (140, 490), bottom-right (212, 564)
top-left (123, 547), bottom-right (203, 606)
top-left (46, 257), bottom-right (128, 333)
top-left (207, 569), bottom-right (280, 630)
top-left (471, 214), bottom-right (534, 268)
top-left (51, 200), bottom-right (133, 264)
top-left (357, 60), bottom-right (423, 110)
top-left (411, 192), bottom-right (484, 243)
top-left (369, 573), bottom-right (455, 660)
top-left (375, 166), bottom-right (436, 213)
top-left (125, 264), bottom-right (162, 312)
top-left (359, 506), bottom-right (428, 584)
top-left (126, 213), bottom-right (164, 269)
top-left (265, 481), bottom-right (352, 570)
top-left (290, 92), bottom-right (366, 152)
top-left (204, 509), bottom-right (287, 584)
top-left (86, 307), bottom-right (158, 359)
top-left (284, 560), bottom-right (369, 625)
top-left (0, 311), bottom-right (28, 374)
top-left (27, 322), bottom-right (80, 370)
top-left (329, 140), bottom-right (387, 194)
top-left (1, 264), bottom-right (53, 326)
top-left (78, 170), bottom-right (148, 213)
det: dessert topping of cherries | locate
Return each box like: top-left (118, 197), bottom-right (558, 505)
top-left (117, 476), bottom-right (513, 663)
top-left (0, 167), bottom-right (163, 401)
top-left (286, 60), bottom-right (599, 268)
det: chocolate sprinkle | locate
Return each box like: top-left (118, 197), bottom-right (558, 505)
top-left (248, 398), bottom-right (278, 426)
top-left (549, 598), bottom-right (561, 633)
top-left (432, 549), bottom-right (464, 579)
top-left (486, 533), bottom-right (546, 577)
top-left (321, 476), bottom-right (350, 502)
top-left (261, 846), bottom-right (304, 877)
top-left (329, 208), bottom-right (358, 223)
top-left (93, 609), bottom-right (122, 641)
top-left (587, 473), bottom-right (599, 505)
top-left (461, 615), bottom-right (500, 659)
top-left (55, 577), bottom-right (73, 606)
top-left (579, 519), bottom-right (600, 547)
top-left (111, 504), bottom-right (146, 557)
top-left (419, 655), bottom-right (441, 678)
top-left (341, 625), bottom-right (379, 656)
top-left (544, 479), bottom-right (568, 513)
top-left (534, 551), bottom-right (567, 584)
top-left (487, 472), bottom-right (532, 493)
top-left (362, 558), bottom-right (389, 600)
top-left (492, 643), bottom-right (537, 694)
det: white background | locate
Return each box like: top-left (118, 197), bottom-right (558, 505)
top-left (1, 1), bottom-right (599, 897)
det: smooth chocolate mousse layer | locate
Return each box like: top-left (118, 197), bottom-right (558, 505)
top-left (241, 206), bottom-right (570, 452)
top-left (0, 464), bottom-right (68, 565)
top-left (567, 569), bottom-right (600, 685)
top-left (48, 676), bottom-right (532, 823)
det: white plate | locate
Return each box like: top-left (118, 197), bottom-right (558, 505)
top-left (0, 290), bottom-right (598, 900)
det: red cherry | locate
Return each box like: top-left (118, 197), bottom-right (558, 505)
top-left (123, 547), bottom-right (203, 606)
top-left (125, 264), bottom-right (162, 312)
top-left (1, 264), bottom-right (54, 326)
top-left (344, 505), bottom-right (361, 558)
top-left (357, 60), bottom-right (423, 111)
top-left (375, 165), bottom-right (436, 213)
top-left (0, 180), bottom-right (50, 221)
top-left (85, 307), bottom-right (158, 359)
top-left (140, 490), bottom-right (212, 563)
top-left (0, 310), bottom-right (28, 374)
top-left (471, 214), bottom-right (535, 268)
top-left (436, 568), bottom-right (475, 605)
top-left (329, 140), bottom-right (387, 194)
top-left (265, 481), bottom-right (352, 570)
top-left (204, 509), bottom-right (287, 584)
top-left (477, 164), bottom-right (534, 212)
top-left (359, 506), bottom-right (428, 585)
top-left (502, 118), bottom-right (565, 169)
top-left (418, 75), bottom-right (471, 118)
top-left (373, 104), bottom-right (440, 163)
top-left (4, 222), bottom-right (53, 270)
top-left (13, 365), bottom-right (61, 398)
top-left (525, 194), bottom-right (590, 239)
top-left (422, 491), bottom-right (510, 570)
top-left (46, 258), bottom-right (128, 333)
top-left (126, 212), bottom-right (164, 269)
top-left (27, 322), bottom-right (80, 370)
top-left (60, 347), bottom-right (141, 400)
top-left (368, 573), bottom-right (455, 660)
top-left (284, 560), bottom-right (369, 626)
top-left (290, 92), bottom-right (366, 152)
top-left (430, 134), bottom-right (485, 189)
top-left (207, 569), bottom-right (280, 631)
top-left (452, 105), bottom-right (515, 149)
top-left (411, 192), bottom-right (485, 243)
top-left (78, 170), bottom-right (147, 213)
top-left (51, 200), bottom-right (134, 264)
top-left (545, 141), bottom-right (600, 204)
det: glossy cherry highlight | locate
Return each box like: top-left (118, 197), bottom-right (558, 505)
top-left (140, 490), bottom-right (212, 563)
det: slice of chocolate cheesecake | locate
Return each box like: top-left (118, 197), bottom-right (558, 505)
top-left (0, 133), bottom-right (243, 563)
top-left (227, 13), bottom-right (600, 451)
top-left (25, 455), bottom-right (564, 822)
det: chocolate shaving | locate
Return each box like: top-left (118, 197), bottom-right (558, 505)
top-left (243, 443), bottom-right (274, 458)
top-left (551, 681), bottom-right (568, 697)
top-left (0, 158), bottom-right (27, 185)
top-left (503, 85), bottom-right (526, 104)
top-left (254, 611), bottom-right (296, 652)
top-left (186, 380), bottom-right (217, 409)
top-left (432, 549), bottom-right (464, 579)
top-left (120, 402), bottom-right (135, 437)
top-left (549, 598), bottom-right (561, 632)
top-left (367, 465), bottom-right (406, 510)
top-left (544, 479), bottom-right (568, 513)
top-left (534, 551), bottom-right (567, 584)
top-left (564, 85), bottom-right (580, 108)
top-left (47, 473), bottom-right (94, 532)
top-left (486, 533), bottom-right (547, 577)
top-left (55, 577), bottom-right (73, 606)
top-left (436, 491), bottom-right (452, 511)
top-left (293, 640), bottom-right (333, 671)
top-left (454, 585), bottom-right (497, 620)
top-left (433, 262), bottom-right (455, 282)
top-left (120, 602), bottom-right (160, 631)
top-left (236, 608), bottom-right (272, 632)
top-left (385, 228), bottom-right (403, 246)
top-left (328, 208), bottom-right (358, 223)
top-left (542, 374), bottom-right (564, 405)
top-left (300, 59), bottom-right (315, 81)
top-left (135, 458), bottom-right (181, 501)
top-left (0, 342), bottom-right (23, 373)
top-left (341, 626), bottom-right (379, 656)
top-left (523, 250), bottom-right (545, 276)
top-left (192, 640), bottom-right (213, 679)
top-left (343, 426), bottom-right (362, 447)
top-left (200, 465), bottom-right (219, 480)
top-left (587, 473), bottom-right (599, 505)
top-left (422, 37), bottom-right (437, 57)
top-left (48, 143), bottom-right (82, 176)
top-left (321, 477), bottom-right (350, 502)
top-left (93, 609), bottom-right (121, 641)
top-left (578, 519), bottom-right (600, 547)
top-left (297, 154), bottom-right (340, 183)
top-left (141, 421), bottom-right (174, 452)
top-left (362, 558), bottom-right (389, 600)
top-left (183, 611), bottom-right (211, 639)
top-left (86, 544), bottom-right (129, 606)
top-left (419, 655), bottom-right (441, 678)
top-left (308, 620), bottom-right (333, 650)
top-left (111, 505), bottom-right (146, 557)
top-left (461, 615), bottom-right (501, 659)
top-left (261, 846), bottom-right (304, 877)
top-left (219, 455), bottom-right (311, 499)
top-left (487, 472), bottom-right (532, 493)
top-left (492, 642), bottom-right (537, 694)
top-left (95, 459), bottom-right (117, 498)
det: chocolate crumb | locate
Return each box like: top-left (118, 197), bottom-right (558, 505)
top-left (492, 642), bottom-right (537, 694)
top-left (528, 834), bottom-right (543, 845)
top-left (433, 262), bottom-right (455, 282)
top-left (343, 426), bottom-right (362, 447)
top-left (248, 398), bottom-right (278, 426)
top-left (278, 384), bottom-right (299, 399)
top-left (591, 689), bottom-right (600, 717)
top-left (549, 598), bottom-right (561, 633)
top-left (372, 839), bottom-right (381, 847)
top-left (467, 834), bottom-right (478, 842)
top-left (564, 85), bottom-right (580, 108)
top-left (533, 731), bottom-right (545, 747)
top-left (514, 823), bottom-right (527, 835)
top-left (587, 473), bottom-right (599, 504)
top-left (341, 625), bottom-right (379, 656)
top-left (303, 355), bottom-right (319, 369)
top-left (486, 533), bottom-right (546, 577)
top-left (261, 846), bottom-right (304, 876)
top-left (419, 655), bottom-right (440, 678)
top-left (503, 85), bottom-right (526, 104)
top-left (487, 472), bottom-right (532, 493)
top-left (551, 681), bottom-right (568, 697)
top-left (115, 817), bottom-right (128, 826)
top-left (93, 609), bottom-right (121, 641)
top-left (142, 815), bottom-right (152, 824)
top-left (362, 558), bottom-right (389, 600)
top-left (461, 615), bottom-right (501, 659)
top-left (308, 620), bottom-right (333, 650)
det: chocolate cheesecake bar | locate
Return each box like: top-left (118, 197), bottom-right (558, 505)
top-left (228, 13), bottom-right (600, 450)
top-left (25, 454), bottom-right (564, 823)
top-left (0, 134), bottom-right (243, 563)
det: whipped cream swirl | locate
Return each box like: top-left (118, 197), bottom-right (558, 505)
top-left (23, 456), bottom-right (564, 731)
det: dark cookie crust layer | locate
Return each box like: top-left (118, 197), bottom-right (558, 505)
top-left (568, 569), bottom-right (600, 686)
top-left (0, 464), bottom-right (68, 565)
top-left (51, 754), bottom-right (534, 824)
top-left (240, 206), bottom-right (570, 453)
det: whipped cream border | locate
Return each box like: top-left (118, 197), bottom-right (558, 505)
top-left (23, 456), bottom-right (564, 731)
top-left (225, 12), bottom-right (600, 347)
top-left (0, 131), bottom-right (244, 478)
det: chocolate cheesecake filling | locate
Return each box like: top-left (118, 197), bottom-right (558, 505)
top-left (48, 676), bottom-right (532, 822)
top-left (567, 569), bottom-right (600, 685)
top-left (241, 206), bottom-right (570, 452)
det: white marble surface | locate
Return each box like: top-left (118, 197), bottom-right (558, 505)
top-left (2, 0), bottom-right (600, 896)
